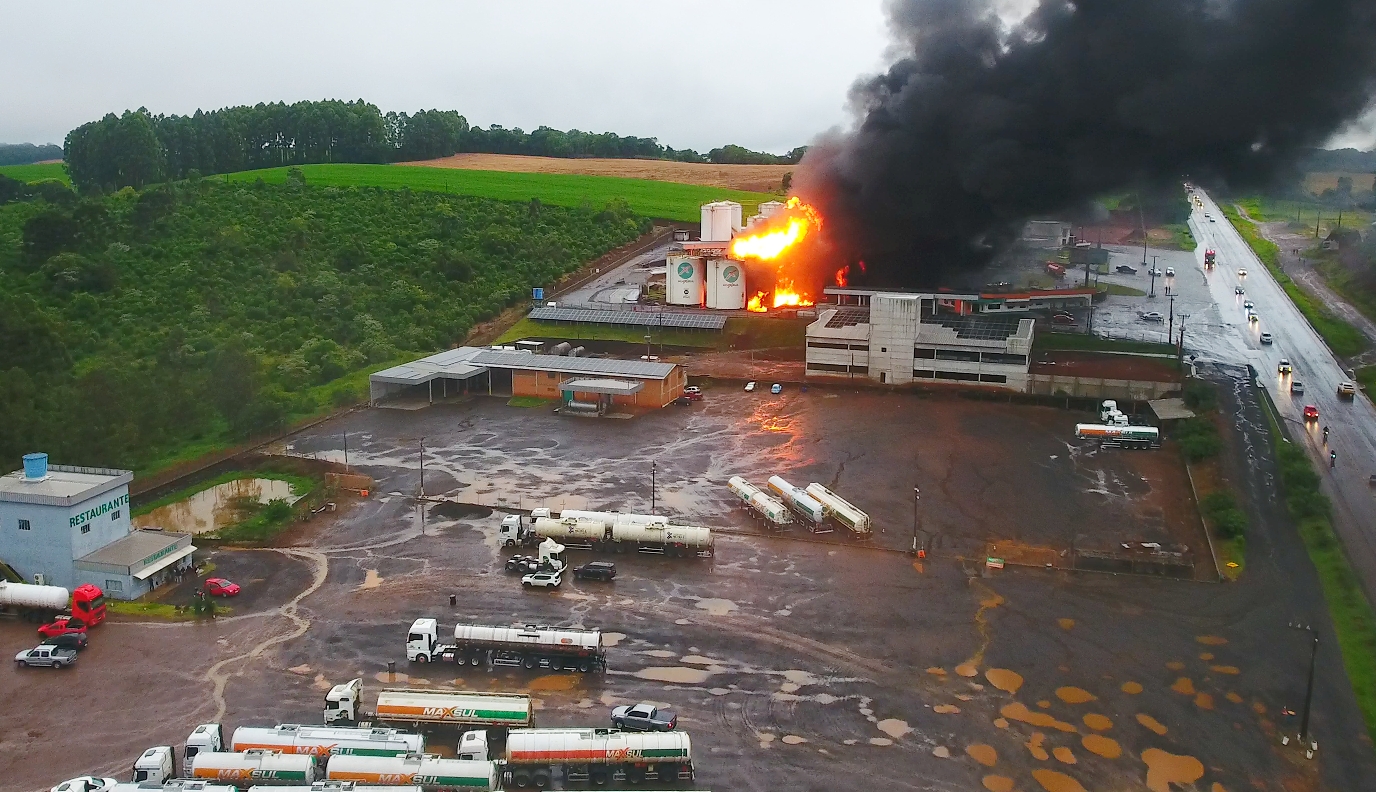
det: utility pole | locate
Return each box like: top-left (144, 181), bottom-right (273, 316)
top-left (644, 333), bottom-right (652, 360)
top-left (1148, 267), bottom-right (1157, 299)
top-left (419, 437), bottom-right (426, 499)
top-left (651, 460), bottom-right (657, 515)
top-left (1168, 293), bottom-right (1175, 341)
top-left (343, 431), bottom-right (349, 472)
top-left (1315, 212), bottom-right (1322, 238)
top-left (1137, 194), bottom-right (1149, 265)
top-left (1289, 622), bottom-right (1320, 746)
top-left (910, 486), bottom-right (919, 551)
top-left (1177, 314), bottom-right (1189, 363)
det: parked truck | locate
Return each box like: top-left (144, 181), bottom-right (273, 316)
top-left (406, 619), bottom-right (605, 672)
top-left (249, 784), bottom-right (420, 792)
top-left (132, 746), bottom-right (177, 784)
top-left (0, 581), bottom-right (106, 625)
top-left (767, 476), bottom-right (825, 526)
top-left (110, 781), bottom-right (237, 792)
top-left (324, 678), bottom-right (532, 733)
top-left (232, 724), bottom-right (425, 758)
top-left (500, 510), bottom-right (712, 557)
top-left (499, 727), bottom-right (694, 788)
top-left (325, 756), bottom-right (495, 792)
top-left (189, 751), bottom-right (318, 785)
top-left (1074, 423), bottom-right (1160, 449)
top-left (804, 483), bottom-right (872, 537)
top-left (727, 476), bottom-right (794, 529)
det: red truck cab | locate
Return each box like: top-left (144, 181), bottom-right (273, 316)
top-left (70, 584), bottom-right (107, 627)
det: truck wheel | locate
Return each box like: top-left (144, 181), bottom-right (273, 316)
top-left (415, 654), bottom-right (430, 663)
top-left (53, 661), bottom-right (64, 669)
top-left (470, 654), bottom-right (482, 666)
top-left (16, 660), bottom-right (26, 668)
top-left (589, 768), bottom-right (609, 786)
top-left (512, 770), bottom-right (531, 788)
top-left (532, 769), bottom-right (550, 788)
top-left (659, 763), bottom-right (680, 782)
top-left (579, 660), bottom-right (592, 673)
top-left (551, 658), bottom-right (564, 671)
top-left (627, 766), bottom-right (647, 784)
top-left (523, 656), bottom-right (536, 670)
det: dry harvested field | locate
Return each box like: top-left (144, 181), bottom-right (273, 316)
top-left (402, 153), bottom-right (794, 192)
top-left (1303, 170), bottom-right (1376, 195)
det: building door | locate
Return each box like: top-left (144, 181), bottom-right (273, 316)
top-left (880, 372), bottom-right (887, 384)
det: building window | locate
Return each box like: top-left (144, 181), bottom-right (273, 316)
top-left (912, 369), bottom-right (936, 379)
top-left (914, 348), bottom-right (936, 359)
top-left (806, 362), bottom-right (866, 374)
top-left (18, 519), bottom-right (30, 531)
top-left (936, 349), bottom-right (980, 363)
top-left (980, 374), bottom-right (1008, 383)
top-left (936, 370), bottom-right (980, 381)
top-left (111, 510), bottom-right (121, 521)
top-left (105, 579), bottom-right (124, 593)
top-left (881, 347), bottom-right (887, 353)
top-left (849, 344), bottom-right (869, 352)
top-left (807, 341), bottom-right (850, 350)
top-left (981, 353), bottom-right (1027, 365)
top-left (81, 524), bottom-right (90, 534)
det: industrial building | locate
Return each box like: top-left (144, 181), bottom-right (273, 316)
top-left (0, 454), bottom-right (194, 599)
top-left (369, 346), bottom-right (686, 410)
top-left (665, 200), bottom-right (785, 311)
top-left (804, 287), bottom-right (1090, 391)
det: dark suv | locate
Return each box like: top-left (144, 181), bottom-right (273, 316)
top-left (40, 632), bottom-right (89, 652)
top-left (573, 562), bottom-right (617, 582)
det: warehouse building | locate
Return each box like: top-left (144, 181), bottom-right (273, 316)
top-left (369, 346), bottom-right (686, 409)
top-left (0, 454), bottom-right (194, 599)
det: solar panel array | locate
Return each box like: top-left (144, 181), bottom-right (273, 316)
top-left (825, 307), bottom-right (871, 328)
top-left (935, 315), bottom-right (1025, 341)
top-left (528, 306), bottom-right (726, 330)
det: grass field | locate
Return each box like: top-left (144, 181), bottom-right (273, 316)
top-left (406, 153), bottom-right (793, 193)
top-left (224, 164), bottom-right (773, 222)
top-left (497, 315), bottom-right (808, 350)
top-left (1237, 194), bottom-right (1372, 233)
top-left (1221, 203), bottom-right (1368, 358)
top-left (0, 162), bottom-right (69, 184)
top-left (1032, 332), bottom-right (1176, 356)
top-left (1303, 171), bottom-right (1376, 195)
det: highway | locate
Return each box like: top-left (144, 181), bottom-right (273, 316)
top-left (1189, 188), bottom-right (1376, 601)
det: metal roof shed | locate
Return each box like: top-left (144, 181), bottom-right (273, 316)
top-left (560, 378), bottom-right (645, 395)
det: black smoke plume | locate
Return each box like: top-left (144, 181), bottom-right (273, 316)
top-left (795, 0), bottom-right (1376, 287)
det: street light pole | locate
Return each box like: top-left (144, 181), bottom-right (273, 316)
top-left (651, 460), bottom-right (657, 515)
top-left (1290, 622), bottom-right (1320, 745)
top-left (910, 487), bottom-right (920, 552)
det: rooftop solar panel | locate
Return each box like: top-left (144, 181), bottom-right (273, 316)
top-left (528, 306), bottom-right (726, 330)
top-left (825, 308), bottom-right (870, 328)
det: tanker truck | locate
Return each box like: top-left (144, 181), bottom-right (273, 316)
top-left (324, 678), bottom-right (532, 733)
top-left (500, 510), bottom-right (712, 557)
top-left (804, 483), bottom-right (872, 537)
top-left (1074, 423), bottom-right (1160, 449)
top-left (250, 784), bottom-right (420, 792)
top-left (406, 619), bottom-right (605, 672)
top-left (325, 755), bottom-right (496, 792)
top-left (0, 581), bottom-right (106, 625)
top-left (231, 724), bottom-right (425, 758)
top-left (728, 476), bottom-right (794, 530)
top-left (767, 476), bottom-right (825, 529)
top-left (189, 750), bottom-right (318, 785)
top-left (105, 781), bottom-right (236, 792)
top-left (465, 727), bottom-right (694, 788)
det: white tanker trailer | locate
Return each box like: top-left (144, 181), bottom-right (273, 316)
top-left (767, 476), bottom-right (825, 525)
top-left (501, 728), bottom-right (694, 788)
top-left (232, 724), bottom-right (425, 757)
top-left (250, 784), bottom-right (420, 792)
top-left (728, 476), bottom-right (794, 529)
top-left (407, 618), bottom-right (605, 672)
top-left (190, 750), bottom-right (318, 785)
top-left (109, 782), bottom-right (238, 792)
top-left (0, 580), bottom-right (71, 621)
top-left (502, 511), bottom-right (712, 557)
top-left (805, 483), bottom-right (872, 537)
top-left (325, 755), bottom-right (496, 792)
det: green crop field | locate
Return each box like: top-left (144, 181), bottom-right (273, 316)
top-left (224, 164), bottom-right (773, 222)
top-left (0, 162), bottom-right (70, 184)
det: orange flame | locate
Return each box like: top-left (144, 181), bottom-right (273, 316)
top-left (771, 279), bottom-right (813, 308)
top-left (747, 292), bottom-right (767, 313)
top-left (729, 197), bottom-right (822, 262)
top-left (835, 265), bottom-right (850, 287)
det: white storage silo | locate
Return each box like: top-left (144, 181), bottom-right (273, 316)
top-left (705, 259), bottom-right (746, 310)
top-left (666, 253), bottom-right (705, 307)
top-left (700, 201), bottom-right (742, 242)
top-left (757, 200), bottom-right (785, 219)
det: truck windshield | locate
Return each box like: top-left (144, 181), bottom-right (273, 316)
top-left (407, 633), bottom-right (425, 643)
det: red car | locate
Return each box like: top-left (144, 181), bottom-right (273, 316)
top-left (204, 578), bottom-right (240, 597)
top-left (37, 616), bottom-right (87, 639)
top-left (1303, 405), bottom-right (1319, 422)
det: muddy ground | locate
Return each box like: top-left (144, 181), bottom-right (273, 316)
top-left (1, 378), bottom-right (1372, 791)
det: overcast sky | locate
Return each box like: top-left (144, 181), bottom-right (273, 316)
top-left (1, 1), bottom-right (892, 153)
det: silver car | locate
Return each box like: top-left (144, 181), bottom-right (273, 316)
top-left (15, 645), bottom-right (78, 669)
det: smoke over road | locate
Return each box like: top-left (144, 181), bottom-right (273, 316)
top-left (795, 0), bottom-right (1376, 286)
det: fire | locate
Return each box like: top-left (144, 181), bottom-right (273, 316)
top-left (728, 197), bottom-right (822, 262)
top-left (835, 265), bottom-right (850, 287)
top-left (747, 292), bottom-right (767, 313)
top-left (771, 279), bottom-right (812, 308)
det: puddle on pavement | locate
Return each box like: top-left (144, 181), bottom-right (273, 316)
top-left (1225, 692), bottom-right (1244, 704)
top-left (135, 477), bottom-right (300, 534)
top-left (993, 718), bottom-right (1009, 729)
top-left (1001, 702), bottom-right (1077, 733)
top-left (376, 671), bottom-right (410, 683)
top-left (927, 667), bottom-right (947, 676)
top-left (313, 674), bottom-right (333, 691)
top-left (681, 655), bottom-right (717, 665)
top-left (1032, 768), bottom-right (1089, 792)
top-left (933, 704), bottom-right (960, 714)
top-left (1170, 677), bottom-right (1196, 695)
top-left (1058, 618), bottom-right (1075, 630)
top-left (1194, 693), bottom-right (1214, 709)
top-left (1165, 661), bottom-right (1185, 671)
top-left (986, 668), bottom-right (1023, 694)
top-left (1141, 748), bottom-right (1204, 792)
top-left (601, 632), bottom-right (626, 647)
top-left (528, 675), bottom-right (579, 692)
top-left (288, 664), bottom-right (312, 674)
top-left (966, 744), bottom-right (997, 766)
top-left (1026, 732), bottom-right (1049, 760)
top-left (1053, 746), bottom-right (1076, 764)
top-left (695, 598), bottom-right (738, 616)
top-left (429, 502), bottom-right (493, 520)
top-left (1199, 652), bottom-right (1214, 661)
top-left (1196, 635), bottom-right (1228, 645)
top-left (983, 776), bottom-right (1014, 792)
top-left (1056, 686), bottom-right (1097, 704)
top-left (868, 737), bottom-right (893, 746)
top-left (1082, 734), bottom-right (1122, 759)
top-left (634, 666), bottom-right (716, 684)
top-left (757, 732), bottom-right (775, 748)
top-left (642, 649), bottom-right (676, 658)
top-left (782, 669), bottom-right (817, 685)
top-left (1037, 700), bottom-right (1052, 708)
top-left (1121, 681), bottom-right (1144, 694)
top-left (1251, 700), bottom-right (1267, 714)
top-left (932, 746), bottom-right (951, 758)
top-left (781, 735), bottom-right (807, 745)
top-left (1136, 713), bottom-right (1169, 735)
top-left (1210, 665), bottom-right (1240, 675)
top-left (358, 569), bottom-right (382, 590)
top-left (955, 664), bottom-right (980, 678)
top-left (1082, 713), bottom-right (1112, 731)
top-left (876, 719), bottom-right (911, 739)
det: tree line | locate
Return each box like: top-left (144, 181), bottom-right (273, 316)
top-left (0, 143), bottom-right (63, 166)
top-left (63, 100), bottom-right (806, 193)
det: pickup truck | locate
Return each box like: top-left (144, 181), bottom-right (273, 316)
top-left (15, 645), bottom-right (78, 668)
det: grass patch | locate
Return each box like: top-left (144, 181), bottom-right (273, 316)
top-left (133, 469), bottom-right (315, 517)
top-left (1033, 332), bottom-right (1176, 355)
top-left (106, 600), bottom-right (229, 620)
top-left (1357, 366), bottom-right (1376, 395)
top-left (496, 315), bottom-right (807, 351)
top-left (0, 162), bottom-right (69, 184)
top-left (1221, 204), bottom-right (1368, 358)
top-left (1101, 283), bottom-right (1147, 297)
top-left (1316, 258), bottom-right (1376, 327)
top-left (507, 396), bottom-right (552, 408)
top-left (224, 164), bottom-right (773, 222)
top-left (1164, 223), bottom-right (1196, 251)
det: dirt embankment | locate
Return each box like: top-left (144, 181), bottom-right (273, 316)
top-left (400, 153), bottom-right (793, 192)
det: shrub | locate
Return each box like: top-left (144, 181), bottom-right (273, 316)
top-left (1176, 417), bottom-right (1222, 460)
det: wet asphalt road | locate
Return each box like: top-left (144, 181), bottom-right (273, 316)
top-left (1189, 189), bottom-right (1376, 608)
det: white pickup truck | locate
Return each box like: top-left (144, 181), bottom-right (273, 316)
top-left (15, 645), bottom-right (77, 668)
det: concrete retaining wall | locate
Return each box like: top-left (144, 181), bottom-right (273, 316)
top-left (1029, 374), bottom-right (1179, 400)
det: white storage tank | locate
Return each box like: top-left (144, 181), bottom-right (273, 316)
top-left (0, 581), bottom-right (69, 611)
top-left (700, 201), bottom-right (742, 242)
top-left (757, 200), bottom-right (785, 218)
top-left (190, 751), bottom-right (317, 785)
top-left (666, 253), bottom-right (705, 307)
top-left (705, 259), bottom-right (746, 310)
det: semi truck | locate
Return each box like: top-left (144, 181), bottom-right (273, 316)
top-left (324, 678), bottom-right (532, 733)
top-left (499, 510), bottom-right (712, 557)
top-left (0, 581), bottom-right (106, 625)
top-left (727, 476), bottom-right (793, 529)
top-left (1074, 423), bottom-right (1160, 449)
top-left (500, 727), bottom-right (693, 788)
top-left (804, 483), bottom-right (872, 537)
top-left (231, 724), bottom-right (425, 758)
top-left (132, 746), bottom-right (177, 784)
top-left (109, 781), bottom-right (237, 792)
top-left (189, 750), bottom-right (318, 785)
top-left (767, 476), bottom-right (825, 526)
top-left (325, 755), bottom-right (495, 792)
top-left (406, 619), bottom-right (606, 672)
top-left (249, 785), bottom-right (420, 792)
top-left (1204, 248), bottom-right (1216, 269)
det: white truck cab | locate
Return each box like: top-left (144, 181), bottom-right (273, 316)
top-left (407, 618), bottom-right (442, 662)
top-left (184, 724), bottom-right (223, 761)
top-left (132, 746), bottom-right (175, 784)
top-left (456, 730), bottom-right (490, 762)
top-left (499, 509), bottom-right (551, 547)
top-left (51, 778), bottom-right (118, 792)
top-left (324, 677), bottom-right (363, 724)
top-left (1099, 400), bottom-right (1117, 422)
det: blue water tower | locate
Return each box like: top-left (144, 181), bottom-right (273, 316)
top-left (23, 452), bottom-right (48, 479)
top-left (533, 287), bottom-right (545, 301)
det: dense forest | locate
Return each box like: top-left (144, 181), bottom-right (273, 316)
top-left (63, 101), bottom-right (806, 193)
top-left (0, 169), bottom-right (647, 470)
top-left (0, 143), bottom-right (63, 166)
